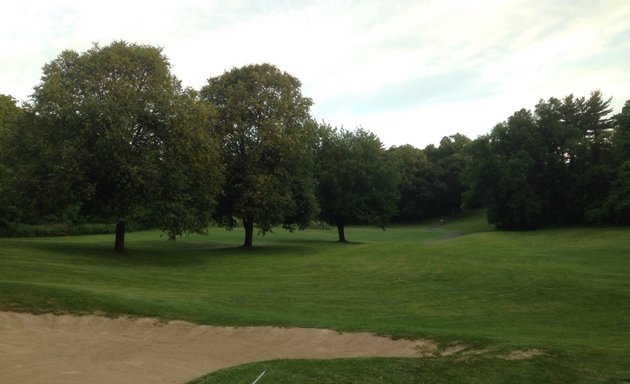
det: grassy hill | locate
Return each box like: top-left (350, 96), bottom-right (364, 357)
top-left (1, 211), bottom-right (629, 383)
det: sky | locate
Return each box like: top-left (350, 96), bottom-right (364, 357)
top-left (2, 0), bottom-right (630, 148)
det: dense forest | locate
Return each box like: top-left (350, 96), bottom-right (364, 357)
top-left (1, 42), bottom-right (629, 249)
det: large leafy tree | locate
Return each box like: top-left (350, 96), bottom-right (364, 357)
top-left (201, 63), bottom-right (318, 247)
top-left (316, 125), bottom-right (398, 242)
top-left (148, 89), bottom-right (224, 240)
top-left (29, 41), bottom-right (222, 251)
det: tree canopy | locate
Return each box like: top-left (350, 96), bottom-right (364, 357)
top-left (316, 125), bottom-right (399, 242)
top-left (2, 40), bottom-right (630, 247)
top-left (463, 91), bottom-right (625, 229)
top-left (0, 95), bottom-right (25, 233)
top-left (201, 63), bottom-right (318, 247)
top-left (26, 41), bottom-right (223, 250)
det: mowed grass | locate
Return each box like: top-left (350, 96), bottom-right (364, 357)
top-left (1, 211), bottom-right (629, 382)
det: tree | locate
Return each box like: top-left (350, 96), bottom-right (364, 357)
top-left (201, 63), bottom-right (318, 248)
top-left (148, 89), bottom-right (224, 240)
top-left (590, 99), bottom-right (630, 224)
top-left (316, 125), bottom-right (398, 242)
top-left (29, 41), bottom-right (222, 251)
top-left (564, 92), bottom-right (615, 223)
top-left (461, 135), bottom-right (496, 211)
top-left (0, 95), bottom-right (24, 233)
top-left (612, 100), bottom-right (630, 165)
top-left (484, 111), bottom-right (547, 229)
top-left (425, 134), bottom-right (472, 216)
top-left (463, 92), bottom-right (620, 229)
top-left (387, 144), bottom-right (443, 221)
top-left (600, 161), bottom-right (630, 225)
top-left (464, 108), bottom-right (563, 229)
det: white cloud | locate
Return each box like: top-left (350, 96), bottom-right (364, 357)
top-left (1, 0), bottom-right (629, 147)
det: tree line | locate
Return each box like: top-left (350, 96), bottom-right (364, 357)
top-left (464, 92), bottom-right (630, 228)
top-left (1, 41), bottom-right (629, 250)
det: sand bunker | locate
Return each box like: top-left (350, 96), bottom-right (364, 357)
top-left (0, 311), bottom-right (437, 384)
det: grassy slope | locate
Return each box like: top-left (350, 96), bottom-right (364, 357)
top-left (1, 211), bottom-right (629, 382)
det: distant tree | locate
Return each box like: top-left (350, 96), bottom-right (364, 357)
top-left (316, 125), bottom-right (398, 242)
top-left (461, 135), bottom-right (496, 211)
top-left (578, 90), bottom-right (614, 152)
top-left (201, 63), bottom-right (318, 248)
top-left (0, 95), bottom-right (21, 169)
top-left (0, 95), bottom-right (24, 232)
top-left (565, 92), bottom-right (615, 223)
top-left (593, 99), bottom-right (630, 224)
top-left (612, 100), bottom-right (630, 165)
top-left (387, 144), bottom-right (443, 221)
top-left (465, 106), bottom-right (571, 228)
top-left (425, 134), bottom-right (472, 216)
top-left (29, 41), bottom-right (223, 251)
top-left (600, 161), bottom-right (630, 224)
top-left (463, 92), bottom-right (620, 229)
top-left (485, 110), bottom-right (547, 229)
top-left (0, 94), bottom-right (21, 134)
top-left (525, 96), bottom-right (579, 223)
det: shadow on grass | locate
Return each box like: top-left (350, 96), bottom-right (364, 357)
top-left (8, 234), bottom-right (357, 266)
top-left (10, 238), bottom-right (208, 267)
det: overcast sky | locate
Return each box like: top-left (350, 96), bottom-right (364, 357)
top-left (2, 0), bottom-right (629, 148)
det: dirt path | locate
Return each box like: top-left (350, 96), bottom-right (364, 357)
top-left (0, 311), bottom-right (436, 384)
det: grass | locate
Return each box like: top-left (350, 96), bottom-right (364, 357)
top-left (1, 210), bottom-right (629, 383)
top-left (188, 357), bottom-right (591, 384)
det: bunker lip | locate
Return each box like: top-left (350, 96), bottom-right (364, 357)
top-left (0, 311), bottom-right (542, 384)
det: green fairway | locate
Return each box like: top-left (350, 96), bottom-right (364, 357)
top-left (188, 357), bottom-right (591, 384)
top-left (1, 212), bottom-right (629, 382)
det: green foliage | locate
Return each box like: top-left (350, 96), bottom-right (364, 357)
top-left (0, 94), bottom-right (21, 136)
top-left (598, 161), bottom-right (630, 224)
top-left (424, 133), bottom-right (472, 215)
top-left (201, 63), bottom-right (318, 247)
top-left (316, 125), bottom-right (399, 241)
top-left (0, 95), bottom-right (26, 230)
top-left (388, 144), bottom-right (444, 221)
top-left (25, 42), bottom-right (222, 249)
top-left (149, 89), bottom-right (224, 239)
top-left (612, 100), bottom-right (630, 163)
top-left (388, 134), bottom-right (472, 223)
top-left (31, 41), bottom-right (176, 220)
top-left (6, 41), bottom-right (630, 247)
top-left (485, 111), bottom-right (548, 229)
top-left (465, 91), bottom-right (628, 229)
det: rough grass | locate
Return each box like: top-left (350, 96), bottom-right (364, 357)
top-left (1, 211), bottom-right (629, 383)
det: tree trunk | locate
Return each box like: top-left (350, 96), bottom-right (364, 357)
top-left (243, 216), bottom-right (254, 248)
top-left (337, 224), bottom-right (346, 242)
top-left (114, 219), bottom-right (125, 252)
